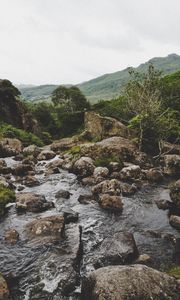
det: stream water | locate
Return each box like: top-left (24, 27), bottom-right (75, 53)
top-left (0, 156), bottom-right (179, 299)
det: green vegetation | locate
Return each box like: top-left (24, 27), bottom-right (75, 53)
top-left (0, 123), bottom-right (43, 147)
top-left (167, 266), bottom-right (180, 279)
top-left (94, 155), bottom-right (123, 168)
top-left (18, 54), bottom-right (180, 104)
top-left (0, 185), bottom-right (15, 217)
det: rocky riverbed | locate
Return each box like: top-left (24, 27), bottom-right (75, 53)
top-left (0, 113), bottom-right (180, 299)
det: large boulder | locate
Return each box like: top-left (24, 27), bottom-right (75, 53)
top-left (81, 137), bottom-right (137, 162)
top-left (92, 232), bottom-right (138, 268)
top-left (26, 215), bottom-right (65, 244)
top-left (73, 157), bottom-right (95, 178)
top-left (84, 112), bottom-right (130, 140)
top-left (81, 264), bottom-right (180, 300)
top-left (170, 180), bottom-right (180, 210)
top-left (0, 273), bottom-right (9, 300)
top-left (16, 192), bottom-right (54, 213)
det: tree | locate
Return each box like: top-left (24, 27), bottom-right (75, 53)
top-left (52, 85), bottom-right (90, 112)
top-left (122, 64), bottom-right (174, 154)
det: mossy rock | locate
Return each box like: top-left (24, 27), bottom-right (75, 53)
top-left (0, 185), bottom-right (15, 217)
top-left (167, 266), bottom-right (180, 279)
top-left (94, 155), bottom-right (123, 168)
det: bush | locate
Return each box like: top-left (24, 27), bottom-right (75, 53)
top-left (0, 123), bottom-right (43, 147)
top-left (0, 185), bottom-right (15, 217)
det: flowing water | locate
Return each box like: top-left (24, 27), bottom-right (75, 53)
top-left (0, 156), bottom-right (179, 299)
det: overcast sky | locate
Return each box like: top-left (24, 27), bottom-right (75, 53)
top-left (0, 0), bottom-right (179, 85)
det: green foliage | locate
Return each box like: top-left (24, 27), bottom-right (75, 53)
top-left (68, 145), bottom-right (81, 155)
top-left (167, 266), bottom-right (180, 279)
top-left (94, 155), bottom-right (123, 168)
top-left (52, 85), bottom-right (90, 112)
top-left (0, 79), bottom-right (20, 97)
top-left (0, 185), bottom-right (15, 217)
top-left (0, 123), bottom-right (43, 147)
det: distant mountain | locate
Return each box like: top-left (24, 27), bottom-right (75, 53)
top-left (18, 54), bottom-right (180, 103)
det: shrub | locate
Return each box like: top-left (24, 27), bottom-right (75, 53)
top-left (0, 185), bottom-right (15, 217)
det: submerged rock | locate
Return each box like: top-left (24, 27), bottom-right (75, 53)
top-left (16, 192), bottom-right (54, 213)
top-left (55, 189), bottom-right (71, 199)
top-left (92, 232), bottom-right (138, 269)
top-left (26, 215), bottom-right (65, 244)
top-left (0, 273), bottom-right (9, 300)
top-left (4, 229), bottom-right (19, 244)
top-left (81, 264), bottom-right (180, 300)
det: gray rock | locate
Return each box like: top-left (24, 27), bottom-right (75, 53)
top-left (81, 264), bottom-right (180, 300)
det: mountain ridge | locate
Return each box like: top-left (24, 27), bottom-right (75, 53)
top-left (18, 53), bottom-right (180, 103)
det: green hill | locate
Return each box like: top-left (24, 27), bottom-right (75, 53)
top-left (18, 53), bottom-right (180, 103)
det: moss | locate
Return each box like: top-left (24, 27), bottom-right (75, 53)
top-left (167, 266), bottom-right (180, 279)
top-left (69, 145), bottom-right (81, 155)
top-left (0, 185), bottom-right (16, 217)
top-left (94, 155), bottom-right (123, 168)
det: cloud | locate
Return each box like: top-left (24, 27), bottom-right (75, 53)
top-left (0, 0), bottom-right (179, 84)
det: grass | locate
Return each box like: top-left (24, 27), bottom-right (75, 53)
top-left (0, 185), bottom-right (15, 217)
top-left (94, 155), bottom-right (123, 168)
top-left (0, 123), bottom-right (44, 147)
top-left (167, 266), bottom-right (180, 279)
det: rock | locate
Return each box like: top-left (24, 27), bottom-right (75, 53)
top-left (169, 215), bottom-right (180, 229)
top-left (120, 164), bottom-right (141, 181)
top-left (109, 161), bottom-right (123, 172)
top-left (84, 112), bottom-right (130, 140)
top-left (170, 180), bottom-right (180, 210)
top-left (17, 185), bottom-right (25, 191)
top-left (136, 254), bottom-right (152, 264)
top-left (93, 167), bottom-right (109, 179)
top-left (1, 138), bottom-right (22, 153)
top-left (93, 232), bottom-right (138, 269)
top-left (46, 158), bottom-right (64, 169)
top-left (0, 273), bottom-right (9, 300)
top-left (73, 157), bottom-right (95, 178)
top-left (81, 264), bottom-right (180, 300)
top-left (26, 215), bottom-right (65, 244)
top-left (13, 153), bottom-right (24, 161)
top-left (0, 176), bottom-right (12, 189)
top-left (62, 208), bottom-right (79, 224)
top-left (155, 199), bottom-right (171, 210)
top-left (99, 194), bottom-right (123, 212)
top-left (0, 167), bottom-right (12, 175)
top-left (78, 194), bottom-right (94, 204)
top-left (22, 157), bottom-right (36, 166)
top-left (23, 144), bottom-right (41, 157)
top-left (55, 189), bottom-right (71, 199)
top-left (81, 136), bottom-right (137, 162)
top-left (4, 229), bottom-right (19, 244)
top-left (92, 179), bottom-right (121, 196)
top-left (51, 136), bottom-right (79, 152)
top-left (37, 150), bottom-right (56, 161)
top-left (82, 176), bottom-right (95, 186)
top-left (45, 167), bottom-right (60, 176)
top-left (164, 154), bottom-right (180, 177)
top-left (12, 164), bottom-right (34, 176)
top-left (146, 168), bottom-right (163, 182)
top-left (23, 175), bottom-right (40, 187)
top-left (16, 192), bottom-right (54, 213)
top-left (0, 160), bottom-right (7, 168)
top-left (120, 182), bottom-right (137, 196)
